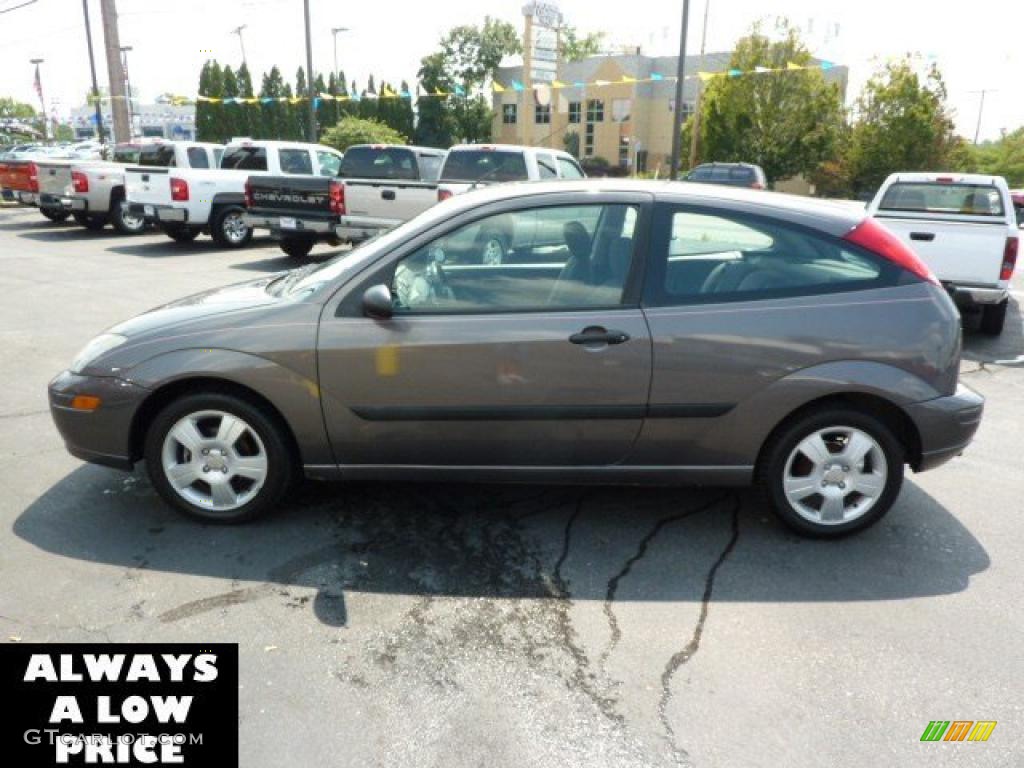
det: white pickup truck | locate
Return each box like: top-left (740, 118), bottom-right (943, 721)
top-left (61, 141), bottom-right (220, 233)
top-left (868, 172), bottom-right (1020, 335)
top-left (127, 139), bottom-right (343, 247)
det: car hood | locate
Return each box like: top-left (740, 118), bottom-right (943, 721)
top-left (109, 273), bottom-right (288, 339)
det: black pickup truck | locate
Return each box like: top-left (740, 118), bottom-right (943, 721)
top-left (243, 144), bottom-right (448, 258)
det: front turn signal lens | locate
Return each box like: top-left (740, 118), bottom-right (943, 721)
top-left (69, 395), bottom-right (102, 412)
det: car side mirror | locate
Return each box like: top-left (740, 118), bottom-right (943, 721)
top-left (362, 284), bottom-right (394, 319)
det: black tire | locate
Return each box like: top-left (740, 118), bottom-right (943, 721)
top-left (163, 224), bottom-right (201, 243)
top-left (757, 407), bottom-right (905, 538)
top-left (980, 300), bottom-right (1007, 336)
top-left (279, 237), bottom-right (315, 259)
top-left (40, 208), bottom-right (70, 222)
top-left (144, 392), bottom-right (295, 524)
top-left (110, 193), bottom-right (147, 235)
top-left (76, 213), bottom-right (109, 231)
top-left (210, 205), bottom-right (252, 248)
top-left (476, 231), bottom-right (510, 265)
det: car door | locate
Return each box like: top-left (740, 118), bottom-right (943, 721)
top-left (317, 195), bottom-right (653, 467)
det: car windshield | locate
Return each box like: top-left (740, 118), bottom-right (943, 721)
top-left (879, 182), bottom-right (1006, 217)
top-left (339, 147), bottom-right (418, 180)
top-left (441, 150), bottom-right (528, 182)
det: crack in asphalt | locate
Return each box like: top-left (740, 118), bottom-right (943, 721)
top-left (599, 495), bottom-right (731, 673)
top-left (658, 495), bottom-right (742, 765)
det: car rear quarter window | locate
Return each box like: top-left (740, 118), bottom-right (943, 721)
top-left (558, 157), bottom-right (585, 179)
top-left (279, 149), bottom-right (313, 175)
top-left (221, 146), bottom-right (268, 171)
top-left (316, 151), bottom-right (342, 177)
top-left (441, 150), bottom-right (529, 183)
top-left (646, 208), bottom-right (891, 306)
top-left (880, 182), bottom-right (1006, 217)
top-left (418, 154), bottom-right (443, 181)
top-left (339, 147), bottom-right (418, 180)
top-left (186, 147), bottom-right (210, 169)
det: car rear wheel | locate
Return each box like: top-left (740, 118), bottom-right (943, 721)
top-left (279, 237), bottom-right (315, 258)
top-left (111, 197), bottom-right (146, 235)
top-left (980, 300), bottom-right (1007, 336)
top-left (478, 233), bottom-right (509, 265)
top-left (40, 208), bottom-right (69, 222)
top-left (163, 224), bottom-right (201, 243)
top-left (210, 205), bottom-right (252, 248)
top-left (759, 408), bottom-right (904, 538)
top-left (144, 393), bottom-right (294, 523)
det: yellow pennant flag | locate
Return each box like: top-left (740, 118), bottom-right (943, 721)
top-left (434, 88), bottom-right (448, 97)
top-left (621, 75), bottom-right (637, 83)
top-left (697, 71), bottom-right (715, 82)
top-left (492, 82), bottom-right (505, 93)
top-left (786, 62), bottom-right (805, 71)
top-left (551, 80), bottom-right (567, 89)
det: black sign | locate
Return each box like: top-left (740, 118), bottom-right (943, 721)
top-left (1, 644), bottom-right (238, 766)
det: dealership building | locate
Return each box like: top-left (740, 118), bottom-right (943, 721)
top-left (491, 52), bottom-right (848, 175)
top-left (68, 100), bottom-right (196, 141)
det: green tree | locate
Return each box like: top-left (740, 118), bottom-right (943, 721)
top-left (964, 128), bottom-right (1024, 186)
top-left (196, 60), bottom-right (225, 142)
top-left (844, 60), bottom-right (962, 196)
top-left (221, 65), bottom-right (241, 140)
top-left (0, 97), bottom-right (36, 119)
top-left (259, 66), bottom-right (288, 139)
top-left (293, 67), bottom-right (309, 140)
top-left (414, 53), bottom-right (457, 148)
top-left (694, 22), bottom-right (844, 185)
top-left (236, 62), bottom-right (258, 137)
top-left (320, 115), bottom-right (407, 152)
top-left (560, 27), bottom-right (604, 62)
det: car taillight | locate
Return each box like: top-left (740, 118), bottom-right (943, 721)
top-left (1001, 237), bottom-right (1019, 281)
top-left (170, 177), bottom-right (189, 202)
top-left (72, 170), bottom-right (89, 193)
top-left (438, 188), bottom-right (453, 202)
top-left (244, 178), bottom-right (253, 208)
top-left (27, 162), bottom-right (39, 193)
top-left (329, 180), bottom-right (345, 215)
top-left (751, 181), bottom-right (765, 190)
top-left (844, 218), bottom-right (940, 286)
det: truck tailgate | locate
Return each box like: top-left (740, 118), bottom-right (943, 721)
top-left (247, 175), bottom-right (333, 217)
top-left (125, 167), bottom-right (173, 206)
top-left (36, 161), bottom-right (74, 196)
top-left (344, 180), bottom-right (437, 221)
top-left (0, 160), bottom-right (34, 192)
top-left (874, 216), bottom-right (1009, 285)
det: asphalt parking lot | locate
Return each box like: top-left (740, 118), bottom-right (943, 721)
top-left (1, 204), bottom-right (1022, 767)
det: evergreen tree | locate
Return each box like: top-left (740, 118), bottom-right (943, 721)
top-left (314, 73), bottom-right (329, 138)
top-left (415, 53), bottom-right (457, 148)
top-left (259, 66), bottom-right (287, 139)
top-left (293, 67), bottom-right (308, 139)
top-left (196, 60), bottom-right (224, 142)
top-left (221, 65), bottom-right (240, 140)
top-left (236, 62), bottom-right (258, 137)
top-left (359, 75), bottom-right (377, 120)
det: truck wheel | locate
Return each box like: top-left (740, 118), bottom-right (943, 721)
top-left (40, 208), bottom-right (70, 222)
top-left (980, 300), bottom-right (1008, 336)
top-left (111, 195), bottom-right (147, 234)
top-left (163, 224), bottom-right (200, 243)
top-left (280, 237), bottom-right (315, 258)
top-left (758, 407), bottom-right (904, 538)
top-left (477, 232), bottom-right (509, 265)
top-left (211, 205), bottom-right (252, 248)
top-left (76, 213), bottom-right (109, 231)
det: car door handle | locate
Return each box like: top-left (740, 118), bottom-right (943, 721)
top-left (381, 190), bottom-right (396, 200)
top-left (910, 232), bottom-right (935, 242)
top-left (569, 326), bottom-right (630, 346)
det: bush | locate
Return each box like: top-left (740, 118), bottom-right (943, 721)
top-left (320, 116), bottom-right (407, 152)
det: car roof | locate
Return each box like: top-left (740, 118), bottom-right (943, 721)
top-left (448, 144), bottom-right (572, 158)
top-left (884, 172), bottom-right (1006, 186)
top-left (437, 179), bottom-right (865, 236)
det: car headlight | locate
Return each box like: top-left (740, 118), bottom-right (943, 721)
top-left (70, 333), bottom-right (127, 373)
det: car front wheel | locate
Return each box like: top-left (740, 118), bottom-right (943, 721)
top-left (210, 206), bottom-right (252, 248)
top-left (759, 408), bottom-right (904, 538)
top-left (144, 393), bottom-right (294, 523)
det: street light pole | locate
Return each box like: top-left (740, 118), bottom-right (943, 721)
top-left (232, 24), bottom-right (248, 66)
top-left (30, 58), bottom-right (48, 140)
top-left (81, 0), bottom-right (105, 144)
top-left (668, 0), bottom-right (692, 180)
top-left (303, 0), bottom-right (317, 142)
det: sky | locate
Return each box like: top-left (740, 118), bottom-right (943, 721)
top-left (1, 0), bottom-right (1021, 142)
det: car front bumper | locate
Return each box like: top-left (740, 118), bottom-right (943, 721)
top-left (906, 382), bottom-right (985, 472)
top-left (48, 370), bottom-right (151, 471)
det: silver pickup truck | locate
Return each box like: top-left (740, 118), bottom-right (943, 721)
top-left (244, 144), bottom-right (446, 258)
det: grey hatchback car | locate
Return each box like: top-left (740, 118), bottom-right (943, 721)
top-left (49, 180), bottom-right (983, 537)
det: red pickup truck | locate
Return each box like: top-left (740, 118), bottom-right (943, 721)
top-left (0, 159), bottom-right (40, 207)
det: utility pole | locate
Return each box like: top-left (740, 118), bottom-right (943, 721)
top-left (521, 10), bottom-right (533, 147)
top-left (232, 24), bottom-right (248, 66)
top-left (120, 46), bottom-right (136, 137)
top-left (30, 58), bottom-right (47, 140)
top-left (688, 0), bottom-right (711, 169)
top-left (81, 0), bottom-right (106, 143)
top-left (970, 89), bottom-right (995, 145)
top-left (99, 0), bottom-right (131, 144)
top-left (668, 0), bottom-right (692, 180)
top-left (303, 0), bottom-right (317, 142)
top-left (331, 27), bottom-right (349, 124)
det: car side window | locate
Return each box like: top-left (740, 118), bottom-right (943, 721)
top-left (279, 149), bottom-right (313, 175)
top-left (187, 147), bottom-right (210, 169)
top-left (557, 157), bottom-right (585, 179)
top-left (388, 204), bottom-right (640, 314)
top-left (649, 208), bottom-right (888, 305)
top-left (317, 151), bottom-right (342, 177)
top-left (537, 154), bottom-right (558, 179)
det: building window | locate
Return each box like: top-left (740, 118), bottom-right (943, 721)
top-left (669, 100), bottom-right (695, 120)
top-left (586, 99), bottom-right (604, 123)
top-left (618, 136), bottom-right (630, 168)
top-left (502, 104), bottom-right (517, 125)
top-left (535, 103), bottom-right (551, 124)
top-left (568, 101), bottom-right (581, 124)
top-left (636, 149), bottom-right (648, 174)
top-left (612, 98), bottom-right (631, 123)
top-left (584, 122), bottom-right (595, 156)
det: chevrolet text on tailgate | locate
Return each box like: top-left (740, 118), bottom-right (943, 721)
top-left (127, 139), bottom-right (342, 248)
top-left (867, 172), bottom-right (1019, 335)
top-left (243, 144), bottom-right (446, 259)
